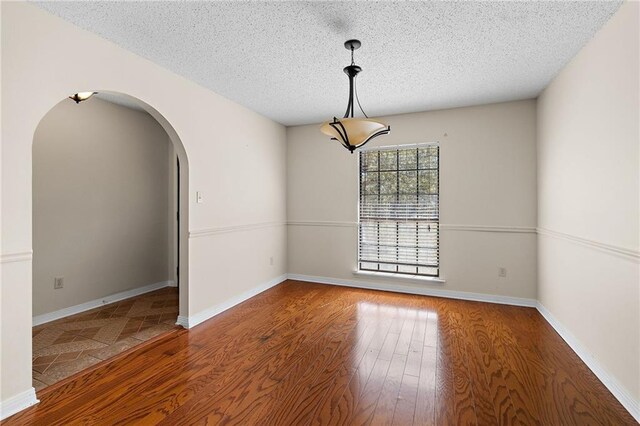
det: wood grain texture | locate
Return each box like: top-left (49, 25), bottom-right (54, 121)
top-left (4, 280), bottom-right (636, 425)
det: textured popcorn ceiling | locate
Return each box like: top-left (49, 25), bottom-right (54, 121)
top-left (35, 1), bottom-right (622, 126)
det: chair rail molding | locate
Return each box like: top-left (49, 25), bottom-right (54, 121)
top-left (287, 221), bottom-right (537, 234)
top-left (189, 221), bottom-right (286, 238)
top-left (287, 221), bottom-right (357, 228)
top-left (0, 251), bottom-right (33, 263)
top-left (537, 227), bottom-right (639, 262)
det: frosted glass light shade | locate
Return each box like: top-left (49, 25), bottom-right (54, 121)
top-left (320, 118), bottom-right (390, 151)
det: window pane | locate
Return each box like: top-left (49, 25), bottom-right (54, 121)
top-left (380, 172), bottom-right (397, 195)
top-left (397, 195), bottom-right (417, 218)
top-left (379, 150), bottom-right (397, 170)
top-left (362, 195), bottom-right (379, 206)
top-left (398, 149), bottom-right (417, 170)
top-left (399, 171), bottom-right (417, 194)
top-left (360, 262), bottom-right (378, 271)
top-left (398, 265), bottom-right (417, 274)
top-left (419, 146), bottom-right (439, 169)
top-left (418, 266), bottom-right (438, 276)
top-left (362, 172), bottom-right (379, 195)
top-left (419, 195), bottom-right (439, 220)
top-left (419, 170), bottom-right (438, 194)
top-left (359, 222), bottom-right (378, 243)
top-left (379, 194), bottom-right (396, 211)
top-left (362, 150), bottom-right (379, 172)
top-left (418, 222), bottom-right (438, 242)
top-left (398, 222), bottom-right (417, 244)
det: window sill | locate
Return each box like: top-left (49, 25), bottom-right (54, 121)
top-left (353, 270), bottom-right (446, 284)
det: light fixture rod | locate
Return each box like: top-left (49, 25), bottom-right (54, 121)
top-left (343, 65), bottom-right (362, 118)
top-left (342, 40), bottom-right (366, 119)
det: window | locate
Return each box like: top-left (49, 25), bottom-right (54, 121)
top-left (358, 144), bottom-right (439, 277)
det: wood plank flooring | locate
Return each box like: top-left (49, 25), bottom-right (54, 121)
top-left (4, 280), bottom-right (635, 425)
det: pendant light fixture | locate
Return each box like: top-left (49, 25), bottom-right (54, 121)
top-left (320, 40), bottom-right (390, 153)
top-left (69, 92), bottom-right (97, 104)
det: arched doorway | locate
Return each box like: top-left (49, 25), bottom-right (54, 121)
top-left (30, 91), bottom-right (190, 391)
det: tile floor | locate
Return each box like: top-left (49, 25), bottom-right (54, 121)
top-left (32, 287), bottom-right (178, 391)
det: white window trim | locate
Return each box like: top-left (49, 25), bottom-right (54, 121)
top-left (356, 142), bottom-right (441, 278)
top-left (358, 141), bottom-right (439, 152)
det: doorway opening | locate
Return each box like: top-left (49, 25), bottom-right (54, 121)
top-left (31, 91), bottom-right (189, 392)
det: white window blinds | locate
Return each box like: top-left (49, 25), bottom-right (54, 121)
top-left (358, 144), bottom-right (439, 276)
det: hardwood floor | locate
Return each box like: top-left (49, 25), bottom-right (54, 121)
top-left (4, 280), bottom-right (635, 425)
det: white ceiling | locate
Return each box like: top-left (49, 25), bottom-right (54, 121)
top-left (35, 1), bottom-right (622, 126)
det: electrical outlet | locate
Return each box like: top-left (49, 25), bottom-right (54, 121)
top-left (54, 277), bottom-right (64, 289)
top-left (269, 256), bottom-right (274, 266)
top-left (498, 267), bottom-right (507, 278)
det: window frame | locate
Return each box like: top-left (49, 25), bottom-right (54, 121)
top-left (357, 142), bottom-right (440, 277)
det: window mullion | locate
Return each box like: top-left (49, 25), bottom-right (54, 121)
top-left (377, 150), bottom-right (381, 272)
top-left (415, 148), bottom-right (419, 275)
top-left (396, 149), bottom-right (399, 273)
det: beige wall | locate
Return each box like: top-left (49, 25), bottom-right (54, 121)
top-left (32, 98), bottom-right (172, 317)
top-left (537, 0), bottom-right (639, 406)
top-left (1, 2), bottom-right (287, 405)
top-left (287, 100), bottom-right (538, 300)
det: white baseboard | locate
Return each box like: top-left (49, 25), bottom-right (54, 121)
top-left (0, 387), bottom-right (38, 421)
top-left (287, 273), bottom-right (537, 307)
top-left (33, 280), bottom-right (175, 326)
top-left (179, 274), bottom-right (288, 329)
top-left (536, 302), bottom-right (640, 423)
top-left (175, 315), bottom-right (189, 328)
